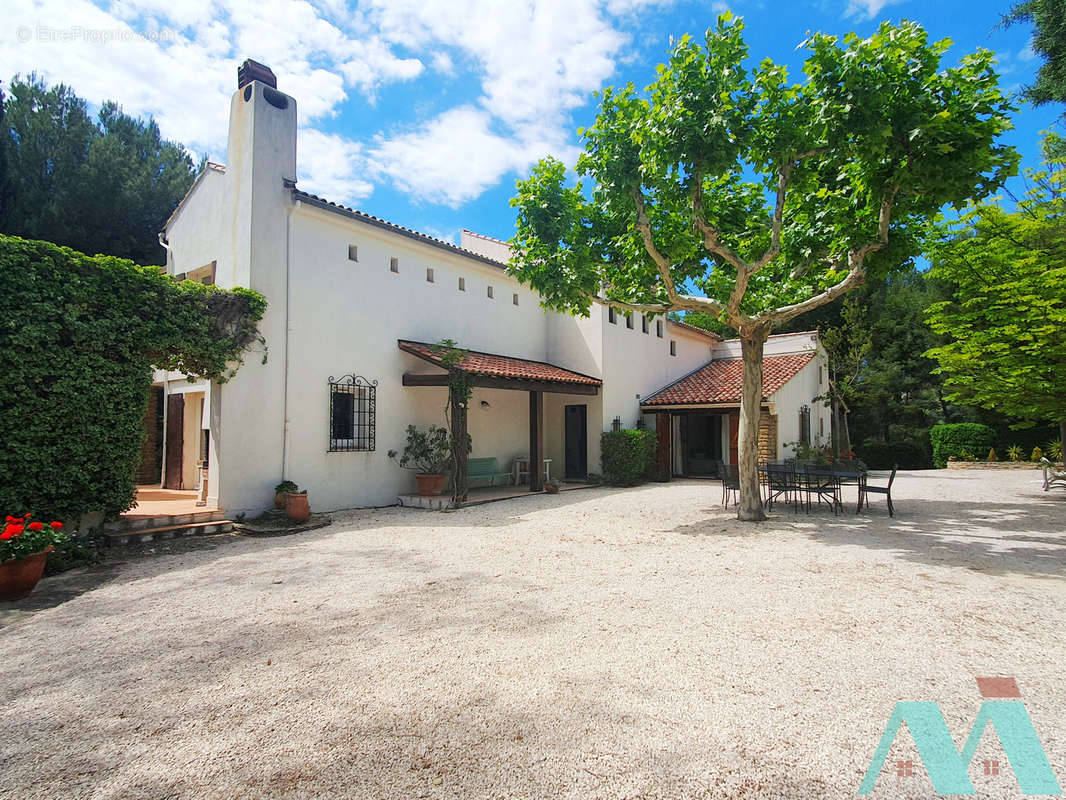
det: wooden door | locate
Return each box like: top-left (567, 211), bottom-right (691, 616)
top-left (564, 405), bottom-right (587, 479)
top-left (655, 412), bottom-right (671, 481)
top-left (164, 393), bottom-right (184, 489)
top-left (728, 411), bottom-right (740, 466)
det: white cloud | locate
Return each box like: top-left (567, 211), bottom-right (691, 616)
top-left (298, 128), bottom-right (373, 203)
top-left (844, 0), bottom-right (908, 20)
top-left (368, 106), bottom-right (575, 208)
top-left (1, 0), bottom-right (425, 159)
top-left (2, 0), bottom-right (674, 208)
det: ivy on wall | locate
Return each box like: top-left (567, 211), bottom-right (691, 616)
top-left (0, 235), bottom-right (266, 521)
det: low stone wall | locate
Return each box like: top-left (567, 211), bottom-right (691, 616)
top-left (946, 461), bottom-right (1041, 470)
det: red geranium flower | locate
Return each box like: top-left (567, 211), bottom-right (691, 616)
top-left (50, 521), bottom-right (63, 529)
top-left (28, 521), bottom-right (43, 531)
top-left (1, 524), bottom-right (23, 538)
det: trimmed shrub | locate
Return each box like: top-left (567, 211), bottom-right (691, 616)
top-left (929, 423), bottom-right (996, 468)
top-left (855, 439), bottom-right (930, 470)
top-left (601, 429), bottom-right (657, 486)
top-left (0, 235), bottom-right (266, 521)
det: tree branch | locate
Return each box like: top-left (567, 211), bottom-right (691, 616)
top-left (760, 183), bottom-right (898, 325)
top-left (631, 188), bottom-right (681, 299)
top-left (750, 162), bottom-right (792, 272)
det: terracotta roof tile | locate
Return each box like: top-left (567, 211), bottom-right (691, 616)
top-left (642, 352), bottom-right (814, 406)
top-left (398, 340), bottom-right (601, 387)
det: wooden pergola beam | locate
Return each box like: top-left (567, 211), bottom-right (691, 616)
top-left (403, 372), bottom-right (598, 396)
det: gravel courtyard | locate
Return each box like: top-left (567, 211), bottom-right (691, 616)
top-left (2, 469), bottom-right (1064, 799)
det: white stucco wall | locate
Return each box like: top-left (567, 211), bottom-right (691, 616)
top-left (600, 312), bottom-right (715, 431)
top-left (769, 354), bottom-right (832, 458)
top-left (161, 76), bottom-right (824, 513)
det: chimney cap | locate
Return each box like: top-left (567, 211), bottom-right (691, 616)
top-left (238, 59), bottom-right (277, 90)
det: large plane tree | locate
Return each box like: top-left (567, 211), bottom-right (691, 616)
top-left (508, 16), bottom-right (1016, 520)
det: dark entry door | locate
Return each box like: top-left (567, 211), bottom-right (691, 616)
top-left (564, 404), bottom-right (588, 479)
top-left (164, 393), bottom-right (184, 489)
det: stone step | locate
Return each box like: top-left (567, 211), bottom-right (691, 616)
top-left (104, 520), bottom-right (234, 546)
top-left (103, 509), bottom-right (227, 533)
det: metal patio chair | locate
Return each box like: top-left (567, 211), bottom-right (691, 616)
top-left (717, 460), bottom-right (740, 506)
top-left (764, 463), bottom-right (801, 513)
top-left (859, 465), bottom-right (898, 517)
top-left (803, 465), bottom-right (842, 515)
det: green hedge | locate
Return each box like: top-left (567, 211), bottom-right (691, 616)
top-left (929, 423), bottom-right (996, 468)
top-left (601, 429), bottom-right (657, 486)
top-left (855, 439), bottom-right (931, 470)
top-left (0, 235), bottom-right (266, 521)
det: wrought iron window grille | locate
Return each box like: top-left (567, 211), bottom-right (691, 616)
top-left (328, 375), bottom-right (377, 452)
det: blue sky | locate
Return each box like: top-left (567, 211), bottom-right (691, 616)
top-left (3, 0), bottom-right (1060, 245)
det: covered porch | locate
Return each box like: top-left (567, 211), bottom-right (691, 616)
top-left (398, 340), bottom-right (602, 500)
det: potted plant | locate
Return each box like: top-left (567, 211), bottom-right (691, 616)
top-left (285, 490), bottom-right (310, 523)
top-left (274, 480), bottom-right (298, 509)
top-left (1, 513), bottom-right (68, 601)
top-left (389, 425), bottom-right (453, 496)
top-left (544, 480), bottom-right (560, 495)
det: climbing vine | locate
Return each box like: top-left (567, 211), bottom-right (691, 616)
top-left (430, 339), bottom-right (473, 501)
top-left (0, 235), bottom-right (267, 521)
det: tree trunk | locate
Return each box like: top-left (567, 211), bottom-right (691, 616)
top-left (839, 403), bottom-right (852, 455)
top-left (1060, 418), bottom-right (1066, 464)
top-left (738, 328), bottom-right (769, 521)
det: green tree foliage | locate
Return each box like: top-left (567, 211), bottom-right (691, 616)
top-left (1004, 0), bottom-right (1066, 107)
top-left (0, 75), bottom-right (198, 265)
top-left (509, 16), bottom-right (1016, 519)
top-left (0, 235), bottom-right (266, 521)
top-left (925, 160), bottom-right (1066, 444)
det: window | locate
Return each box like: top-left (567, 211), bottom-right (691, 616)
top-left (799, 405), bottom-right (811, 446)
top-left (669, 340), bottom-right (677, 356)
top-left (625, 312), bottom-right (634, 329)
top-left (390, 257), bottom-right (399, 273)
top-left (819, 416), bottom-right (824, 437)
top-left (458, 277), bottom-right (465, 291)
top-left (818, 365), bottom-right (823, 385)
top-left (513, 292), bottom-right (519, 306)
top-left (642, 315), bottom-right (649, 334)
top-left (328, 375), bottom-right (377, 452)
top-left (487, 285), bottom-right (494, 299)
top-left (608, 307), bottom-right (617, 324)
top-left (348, 244), bottom-right (358, 262)
top-left (656, 320), bottom-right (664, 338)
top-left (426, 267), bottom-right (435, 283)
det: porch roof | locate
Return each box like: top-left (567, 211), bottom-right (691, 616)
top-left (641, 353), bottom-right (814, 408)
top-left (398, 340), bottom-right (601, 395)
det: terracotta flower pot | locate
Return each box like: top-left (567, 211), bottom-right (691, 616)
top-left (544, 483), bottom-right (560, 494)
top-left (274, 492), bottom-right (287, 509)
top-left (414, 473), bottom-right (446, 496)
top-left (285, 493), bottom-right (310, 523)
top-left (0, 546), bottom-right (55, 602)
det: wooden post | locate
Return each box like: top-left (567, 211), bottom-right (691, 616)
top-left (529, 390), bottom-right (543, 492)
top-left (656, 412), bottom-right (672, 481)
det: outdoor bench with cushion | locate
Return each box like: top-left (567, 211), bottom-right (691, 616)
top-left (1040, 457), bottom-right (1066, 492)
top-left (467, 457), bottom-right (514, 488)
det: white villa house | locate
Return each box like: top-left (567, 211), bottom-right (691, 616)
top-left (139, 61), bottom-right (830, 515)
